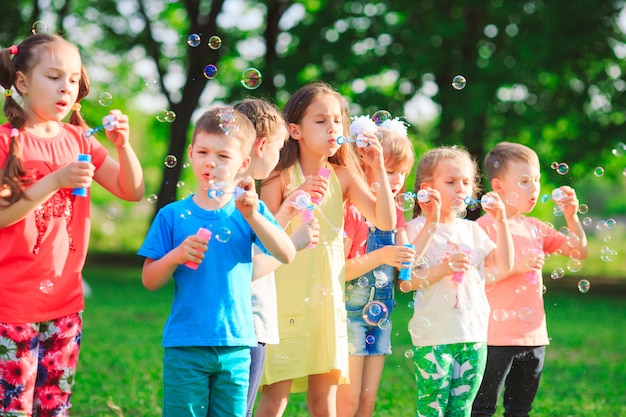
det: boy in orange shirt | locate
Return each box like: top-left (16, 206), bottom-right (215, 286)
top-left (472, 142), bottom-right (588, 417)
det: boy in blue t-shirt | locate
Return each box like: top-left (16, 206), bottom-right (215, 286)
top-left (138, 106), bottom-right (295, 417)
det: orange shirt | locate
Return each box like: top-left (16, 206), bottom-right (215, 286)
top-left (0, 123), bottom-right (107, 323)
top-left (477, 214), bottom-right (565, 346)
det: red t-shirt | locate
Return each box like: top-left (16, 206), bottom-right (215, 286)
top-left (0, 122), bottom-right (108, 322)
top-left (344, 202), bottom-right (405, 259)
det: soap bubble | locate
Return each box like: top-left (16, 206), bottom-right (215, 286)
top-left (505, 192), bottom-right (519, 206)
top-left (606, 218), bottom-right (617, 229)
top-left (567, 258), bottom-right (582, 272)
top-left (550, 267), bottom-right (565, 280)
top-left (187, 33), bottom-right (201, 47)
top-left (164, 155), bottom-right (178, 168)
top-left (518, 307), bottom-right (533, 321)
top-left (593, 166), bottom-right (605, 177)
top-left (577, 279), bottom-right (591, 293)
top-left (611, 142), bottom-right (626, 156)
top-left (241, 68), bottom-right (263, 89)
top-left (203, 64), bottom-right (218, 79)
top-left (371, 110), bottom-right (392, 125)
top-left (578, 204), bottom-right (588, 214)
top-left (156, 110), bottom-right (176, 123)
top-left (517, 174), bottom-right (532, 189)
top-left (556, 163), bottom-right (569, 175)
top-left (362, 301), bottom-right (389, 326)
top-left (408, 316), bottom-right (431, 339)
top-left (357, 276), bottom-right (369, 288)
top-left (404, 349), bottom-right (415, 359)
top-left (106, 207), bottom-right (119, 220)
top-left (214, 227), bottom-right (232, 243)
top-left (39, 279), bottom-right (54, 294)
top-left (370, 182), bottom-right (381, 193)
top-left (395, 192), bottom-right (415, 212)
top-left (146, 194), bottom-right (158, 203)
top-left (452, 74), bottom-right (467, 90)
top-left (365, 335), bottom-right (376, 345)
top-left (31, 20), bottom-right (49, 34)
top-left (208, 35), bottom-right (222, 50)
top-left (98, 92), bottom-right (113, 107)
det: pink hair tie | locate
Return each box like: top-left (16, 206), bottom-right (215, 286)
top-left (9, 128), bottom-right (19, 138)
top-left (8, 45), bottom-right (18, 56)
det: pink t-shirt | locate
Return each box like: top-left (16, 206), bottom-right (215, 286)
top-left (477, 214), bottom-right (566, 346)
top-left (344, 203), bottom-right (405, 259)
top-left (0, 122), bottom-right (108, 323)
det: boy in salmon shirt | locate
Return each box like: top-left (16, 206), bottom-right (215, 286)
top-left (472, 141), bottom-right (588, 417)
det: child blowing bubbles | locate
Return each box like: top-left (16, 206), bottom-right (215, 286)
top-left (337, 120), bottom-right (417, 417)
top-left (471, 142), bottom-right (588, 417)
top-left (0, 33), bottom-right (144, 416)
top-left (138, 107), bottom-right (295, 417)
top-left (405, 147), bottom-right (513, 417)
top-left (256, 82), bottom-right (396, 417)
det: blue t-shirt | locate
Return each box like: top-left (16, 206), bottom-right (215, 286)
top-left (138, 195), bottom-right (280, 348)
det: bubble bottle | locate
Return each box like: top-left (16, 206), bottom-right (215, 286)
top-left (416, 189), bottom-right (430, 203)
top-left (301, 167), bottom-right (330, 248)
top-left (398, 243), bottom-right (415, 281)
top-left (184, 227), bottom-right (212, 269)
top-left (72, 154), bottom-right (92, 197)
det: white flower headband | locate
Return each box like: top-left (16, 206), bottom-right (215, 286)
top-left (379, 118), bottom-right (409, 138)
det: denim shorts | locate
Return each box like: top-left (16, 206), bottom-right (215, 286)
top-left (345, 283), bottom-right (395, 356)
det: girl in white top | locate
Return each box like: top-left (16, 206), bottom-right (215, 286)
top-left (405, 146), bottom-right (513, 417)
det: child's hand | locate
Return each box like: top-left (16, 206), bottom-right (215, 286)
top-left (357, 132), bottom-right (385, 170)
top-left (418, 187), bottom-right (441, 223)
top-left (381, 244), bottom-right (416, 270)
top-left (554, 186), bottom-right (579, 218)
top-left (482, 191), bottom-right (506, 222)
top-left (56, 159), bottom-right (95, 190)
top-left (447, 251), bottom-right (471, 274)
top-left (290, 218), bottom-right (320, 250)
top-left (177, 233), bottom-right (210, 265)
top-left (296, 173), bottom-right (329, 202)
top-left (104, 110), bottom-right (130, 148)
top-left (235, 176), bottom-right (259, 218)
top-left (275, 190), bottom-right (311, 225)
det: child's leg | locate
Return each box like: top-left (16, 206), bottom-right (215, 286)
top-left (210, 346), bottom-right (251, 417)
top-left (247, 343), bottom-right (266, 417)
top-left (447, 342), bottom-right (488, 417)
top-left (307, 370), bottom-right (341, 417)
top-left (471, 346), bottom-right (517, 417)
top-left (163, 346), bottom-right (211, 417)
top-left (413, 345), bottom-right (455, 417)
top-left (337, 355), bottom-right (365, 417)
top-left (356, 355), bottom-right (386, 417)
top-left (0, 315), bottom-right (82, 417)
top-left (255, 379), bottom-right (293, 417)
top-left (501, 346), bottom-right (545, 417)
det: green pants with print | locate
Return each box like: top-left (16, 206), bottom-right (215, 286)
top-left (413, 342), bottom-right (487, 417)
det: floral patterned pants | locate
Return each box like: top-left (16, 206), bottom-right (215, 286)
top-left (0, 313), bottom-right (82, 417)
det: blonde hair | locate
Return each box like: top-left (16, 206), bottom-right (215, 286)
top-left (484, 141), bottom-right (539, 182)
top-left (233, 98), bottom-right (288, 144)
top-left (412, 146), bottom-right (481, 217)
top-left (0, 34), bottom-right (89, 206)
top-left (377, 126), bottom-right (415, 173)
top-left (192, 107), bottom-right (257, 157)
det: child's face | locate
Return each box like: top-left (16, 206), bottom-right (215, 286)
top-left (290, 94), bottom-right (343, 158)
top-left (188, 131), bottom-right (250, 191)
top-left (16, 42), bottom-right (82, 124)
top-left (493, 159), bottom-right (541, 215)
top-left (427, 158), bottom-right (474, 217)
top-left (374, 163), bottom-right (408, 196)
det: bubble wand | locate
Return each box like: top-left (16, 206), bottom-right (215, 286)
top-left (85, 114), bottom-right (118, 138)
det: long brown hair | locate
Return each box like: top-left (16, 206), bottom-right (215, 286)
top-left (263, 82), bottom-right (359, 188)
top-left (0, 33), bottom-right (90, 205)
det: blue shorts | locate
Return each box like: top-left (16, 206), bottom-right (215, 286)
top-left (163, 345), bottom-right (250, 417)
top-left (345, 283), bottom-right (395, 356)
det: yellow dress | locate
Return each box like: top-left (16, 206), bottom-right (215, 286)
top-left (261, 162), bottom-right (348, 393)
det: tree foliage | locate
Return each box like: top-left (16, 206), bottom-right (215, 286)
top-left (2, 0), bottom-right (626, 215)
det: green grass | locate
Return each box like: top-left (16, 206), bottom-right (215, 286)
top-left (72, 263), bottom-right (626, 417)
